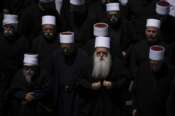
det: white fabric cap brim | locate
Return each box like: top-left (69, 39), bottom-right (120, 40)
top-left (146, 19), bottom-right (161, 29)
top-left (106, 3), bottom-right (120, 12)
top-left (42, 15), bottom-right (56, 25)
top-left (23, 54), bottom-right (38, 66)
top-left (94, 23), bottom-right (109, 37)
top-left (149, 45), bottom-right (165, 61)
top-left (3, 14), bottom-right (18, 25)
top-left (156, 2), bottom-right (169, 15)
top-left (60, 32), bottom-right (74, 44)
top-left (95, 37), bottom-right (110, 48)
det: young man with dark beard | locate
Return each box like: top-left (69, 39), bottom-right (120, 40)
top-left (47, 31), bottom-right (90, 116)
top-left (80, 36), bottom-right (129, 116)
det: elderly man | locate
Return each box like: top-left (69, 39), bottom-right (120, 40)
top-left (80, 36), bottom-right (129, 116)
top-left (130, 18), bottom-right (166, 78)
top-left (0, 14), bottom-right (28, 116)
top-left (132, 45), bottom-right (173, 116)
top-left (47, 31), bottom-right (90, 116)
top-left (82, 2), bottom-right (131, 60)
top-left (7, 54), bottom-right (48, 116)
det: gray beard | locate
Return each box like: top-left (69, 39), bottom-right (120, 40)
top-left (92, 52), bottom-right (111, 79)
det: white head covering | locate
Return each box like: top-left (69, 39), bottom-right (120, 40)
top-left (3, 14), bottom-right (18, 25)
top-left (42, 15), bottom-right (56, 25)
top-left (23, 54), bottom-right (38, 66)
top-left (59, 31), bottom-right (74, 44)
top-left (119, 0), bottom-right (128, 6)
top-left (70, 0), bottom-right (85, 5)
top-left (167, 0), bottom-right (175, 17)
top-left (94, 23), bottom-right (109, 37)
top-left (95, 37), bottom-right (110, 48)
top-left (149, 45), bottom-right (165, 61)
top-left (106, 3), bottom-right (120, 12)
top-left (156, 1), bottom-right (170, 16)
top-left (146, 18), bottom-right (161, 29)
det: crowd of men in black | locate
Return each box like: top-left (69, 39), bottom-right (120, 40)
top-left (0, 0), bottom-right (175, 116)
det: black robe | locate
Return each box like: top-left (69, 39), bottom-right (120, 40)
top-left (76, 0), bottom-right (106, 47)
top-left (32, 35), bottom-right (59, 73)
top-left (48, 47), bottom-right (90, 116)
top-left (167, 76), bottom-right (175, 116)
top-left (129, 39), bottom-right (167, 78)
top-left (166, 42), bottom-right (175, 73)
top-left (3, 0), bottom-right (38, 15)
top-left (126, 0), bottom-right (157, 42)
top-left (133, 61), bottom-right (173, 116)
top-left (79, 57), bottom-right (130, 116)
top-left (18, 3), bottom-right (66, 47)
top-left (0, 35), bottom-right (28, 116)
top-left (7, 69), bottom-right (48, 116)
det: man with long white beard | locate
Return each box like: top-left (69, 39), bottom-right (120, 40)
top-left (80, 36), bottom-right (129, 116)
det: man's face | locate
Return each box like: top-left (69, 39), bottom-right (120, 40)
top-left (23, 66), bottom-right (37, 79)
top-left (106, 11), bottom-right (120, 24)
top-left (61, 43), bottom-right (74, 56)
top-left (3, 24), bottom-right (16, 38)
top-left (92, 48), bottom-right (111, 79)
top-left (42, 24), bottom-right (55, 40)
top-left (149, 60), bottom-right (162, 72)
top-left (95, 47), bottom-right (108, 60)
top-left (145, 27), bottom-right (159, 42)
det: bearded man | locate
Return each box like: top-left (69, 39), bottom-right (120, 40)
top-left (80, 36), bottom-right (129, 116)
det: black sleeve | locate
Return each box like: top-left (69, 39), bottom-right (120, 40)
top-left (167, 77), bottom-right (175, 116)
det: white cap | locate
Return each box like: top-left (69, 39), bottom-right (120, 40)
top-left (70, 0), bottom-right (85, 5)
top-left (106, 3), bottom-right (120, 12)
top-left (42, 15), bottom-right (56, 25)
top-left (3, 14), bottom-right (18, 25)
top-left (119, 0), bottom-right (128, 6)
top-left (146, 19), bottom-right (161, 29)
top-left (59, 31), bottom-right (74, 44)
top-left (94, 23), bottom-right (109, 37)
top-left (156, 1), bottom-right (170, 16)
top-left (149, 45), bottom-right (165, 61)
top-left (95, 37), bottom-right (110, 48)
top-left (23, 54), bottom-right (38, 66)
top-left (40, 0), bottom-right (54, 3)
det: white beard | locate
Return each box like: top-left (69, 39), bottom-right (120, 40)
top-left (92, 52), bottom-right (111, 79)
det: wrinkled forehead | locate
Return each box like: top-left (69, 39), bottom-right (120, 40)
top-left (146, 26), bottom-right (159, 31)
top-left (42, 24), bottom-right (55, 28)
top-left (95, 47), bottom-right (108, 53)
